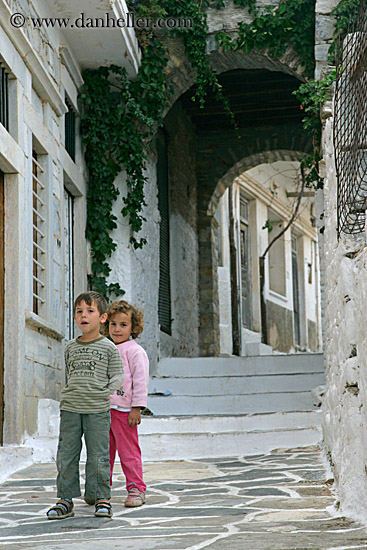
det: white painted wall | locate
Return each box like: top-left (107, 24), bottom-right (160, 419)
top-left (216, 189), bottom-right (232, 355)
top-left (107, 160), bottom-right (161, 373)
top-left (321, 97), bottom-right (367, 524)
top-left (131, 161), bottom-right (160, 373)
top-left (0, 0), bottom-right (140, 444)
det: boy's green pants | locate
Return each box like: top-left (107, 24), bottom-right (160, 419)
top-left (56, 410), bottom-right (111, 500)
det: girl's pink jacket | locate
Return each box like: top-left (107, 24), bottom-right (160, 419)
top-left (110, 339), bottom-right (149, 409)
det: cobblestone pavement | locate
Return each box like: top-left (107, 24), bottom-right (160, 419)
top-left (1, 446), bottom-right (367, 550)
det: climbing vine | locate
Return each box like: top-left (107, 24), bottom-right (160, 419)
top-left (291, 0), bottom-right (361, 191)
top-left (215, 0), bottom-right (316, 77)
top-left (293, 71), bottom-right (336, 189)
top-left (79, 0), bottom-right (359, 297)
top-left (79, 37), bottom-right (169, 296)
top-left (328, 0), bottom-right (361, 62)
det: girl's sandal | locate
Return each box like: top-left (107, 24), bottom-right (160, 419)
top-left (94, 499), bottom-right (113, 518)
top-left (47, 499), bottom-right (74, 520)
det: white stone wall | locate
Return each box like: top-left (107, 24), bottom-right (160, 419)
top-left (0, 0), bottom-right (140, 445)
top-left (107, 161), bottom-right (161, 374)
top-left (130, 161), bottom-right (161, 374)
top-left (107, 172), bottom-right (133, 301)
top-left (217, 189), bottom-right (233, 355)
top-left (0, 0), bottom-right (86, 443)
top-left (315, 0), bottom-right (339, 80)
top-left (321, 99), bottom-right (367, 523)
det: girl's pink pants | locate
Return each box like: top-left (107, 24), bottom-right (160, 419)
top-left (109, 409), bottom-right (146, 493)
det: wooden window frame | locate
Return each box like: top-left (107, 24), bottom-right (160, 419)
top-left (0, 63), bottom-right (9, 131)
top-left (65, 96), bottom-right (76, 162)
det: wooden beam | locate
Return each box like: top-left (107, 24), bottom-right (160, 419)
top-left (286, 192), bottom-right (315, 197)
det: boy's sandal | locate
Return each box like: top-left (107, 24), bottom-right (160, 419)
top-left (94, 499), bottom-right (113, 518)
top-left (47, 499), bottom-right (74, 520)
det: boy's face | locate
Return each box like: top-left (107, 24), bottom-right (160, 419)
top-left (74, 300), bottom-right (107, 341)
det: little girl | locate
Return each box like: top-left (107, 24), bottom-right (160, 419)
top-left (105, 300), bottom-right (149, 507)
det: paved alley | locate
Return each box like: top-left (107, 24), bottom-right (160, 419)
top-left (0, 445), bottom-right (367, 550)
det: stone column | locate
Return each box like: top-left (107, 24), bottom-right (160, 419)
top-left (315, 0), bottom-right (339, 80)
top-left (198, 215), bottom-right (220, 357)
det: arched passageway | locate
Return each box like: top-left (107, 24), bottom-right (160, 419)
top-left (159, 61), bottom-right (312, 356)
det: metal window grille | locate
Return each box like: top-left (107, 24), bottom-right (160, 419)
top-left (65, 97), bottom-right (76, 161)
top-left (0, 63), bottom-right (9, 131)
top-left (32, 152), bottom-right (46, 314)
top-left (334, 0), bottom-right (367, 236)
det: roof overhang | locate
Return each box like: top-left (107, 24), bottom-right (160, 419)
top-left (47, 0), bottom-right (140, 76)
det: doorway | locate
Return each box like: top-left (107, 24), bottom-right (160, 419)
top-left (292, 234), bottom-right (301, 347)
top-left (239, 195), bottom-right (252, 330)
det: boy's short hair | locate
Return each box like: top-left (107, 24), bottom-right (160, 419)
top-left (74, 291), bottom-right (108, 316)
top-left (104, 300), bottom-right (144, 339)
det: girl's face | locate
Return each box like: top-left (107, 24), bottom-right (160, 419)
top-left (109, 311), bottom-right (133, 344)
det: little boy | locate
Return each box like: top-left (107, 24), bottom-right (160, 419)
top-left (47, 291), bottom-right (124, 520)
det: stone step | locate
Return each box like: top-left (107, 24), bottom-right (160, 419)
top-left (139, 411), bottom-right (322, 460)
top-left (147, 390), bottom-right (315, 416)
top-left (140, 428), bottom-right (322, 460)
top-left (149, 372), bottom-right (325, 396)
top-left (0, 447), bottom-right (33, 484)
top-left (244, 342), bottom-right (273, 356)
top-left (23, 401), bottom-right (323, 464)
top-left (139, 410), bottom-right (322, 434)
top-left (156, 353), bottom-right (324, 378)
top-left (242, 327), bottom-right (262, 344)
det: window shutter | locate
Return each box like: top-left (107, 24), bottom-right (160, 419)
top-left (157, 130), bottom-right (171, 334)
top-left (65, 97), bottom-right (76, 161)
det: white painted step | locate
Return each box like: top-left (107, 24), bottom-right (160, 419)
top-left (139, 411), bottom-right (322, 460)
top-left (148, 391), bottom-right (317, 416)
top-left (139, 410), bottom-right (322, 434)
top-left (149, 372), bottom-right (325, 396)
top-left (0, 447), bottom-right (33, 484)
top-left (245, 342), bottom-right (273, 356)
top-left (156, 353), bottom-right (324, 377)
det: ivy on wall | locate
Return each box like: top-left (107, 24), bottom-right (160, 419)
top-left (79, 0), bottom-right (359, 297)
top-left (215, 0), bottom-right (316, 77)
top-left (292, 0), bottom-right (361, 191)
top-left (79, 38), bottom-right (169, 296)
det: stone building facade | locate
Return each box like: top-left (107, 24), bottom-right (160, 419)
top-left (216, 161), bottom-right (321, 355)
top-left (114, 0), bottom-right (325, 367)
top-left (318, 0), bottom-right (367, 523)
top-left (1, 0), bottom-right (355, 515)
top-left (0, 0), bottom-right (139, 449)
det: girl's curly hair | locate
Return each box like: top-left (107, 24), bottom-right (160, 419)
top-left (104, 300), bottom-right (144, 339)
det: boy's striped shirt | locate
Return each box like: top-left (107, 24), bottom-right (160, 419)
top-left (60, 336), bottom-right (124, 413)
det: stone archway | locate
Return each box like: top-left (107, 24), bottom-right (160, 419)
top-left (207, 149), bottom-right (306, 216)
top-left (198, 152), bottom-right (310, 357)
top-left (161, 35), bottom-right (312, 357)
top-left (163, 40), bottom-right (308, 118)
